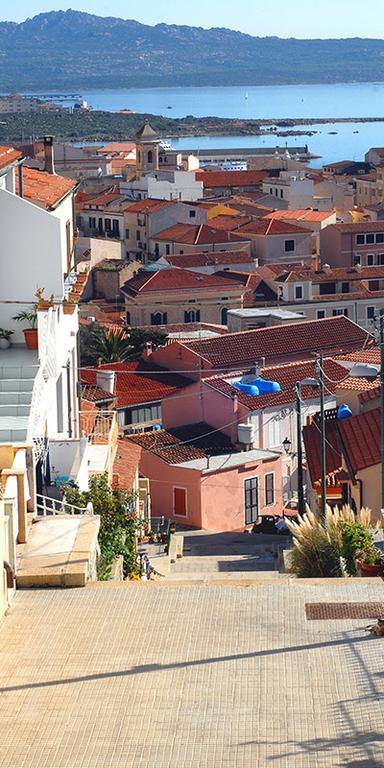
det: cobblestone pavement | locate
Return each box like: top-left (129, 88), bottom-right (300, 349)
top-left (1, 579), bottom-right (384, 767)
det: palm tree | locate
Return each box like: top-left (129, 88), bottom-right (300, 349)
top-left (84, 328), bottom-right (132, 364)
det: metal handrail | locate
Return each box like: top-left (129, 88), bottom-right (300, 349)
top-left (36, 493), bottom-right (93, 517)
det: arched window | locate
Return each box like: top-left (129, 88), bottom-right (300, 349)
top-left (150, 312), bottom-right (167, 326)
top-left (147, 150), bottom-right (153, 165)
top-left (221, 307), bottom-right (228, 325)
top-left (184, 309), bottom-right (200, 323)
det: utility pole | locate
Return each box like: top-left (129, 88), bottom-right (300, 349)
top-left (295, 382), bottom-right (305, 517)
top-left (318, 353), bottom-right (327, 525)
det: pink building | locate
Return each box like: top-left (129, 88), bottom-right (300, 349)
top-left (129, 423), bottom-right (282, 531)
top-left (320, 221), bottom-right (384, 268)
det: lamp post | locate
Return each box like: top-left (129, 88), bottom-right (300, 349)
top-left (292, 376), bottom-right (322, 518)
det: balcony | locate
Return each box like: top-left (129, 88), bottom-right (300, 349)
top-left (80, 410), bottom-right (118, 483)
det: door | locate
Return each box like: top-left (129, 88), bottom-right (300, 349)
top-left (173, 487), bottom-right (187, 517)
top-left (244, 477), bottom-right (259, 525)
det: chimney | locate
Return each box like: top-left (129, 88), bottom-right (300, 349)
top-left (43, 136), bottom-right (55, 174)
top-left (96, 370), bottom-right (115, 395)
top-left (142, 341), bottom-right (153, 359)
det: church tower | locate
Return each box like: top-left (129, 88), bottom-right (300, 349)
top-left (135, 120), bottom-right (160, 175)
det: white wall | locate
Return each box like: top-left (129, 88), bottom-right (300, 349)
top-left (0, 188), bottom-right (65, 342)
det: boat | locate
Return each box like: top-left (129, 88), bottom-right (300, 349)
top-left (167, 106), bottom-right (172, 109)
top-left (245, 92), bottom-right (248, 100)
top-left (353, 130), bottom-right (359, 134)
top-left (328, 131), bottom-right (338, 135)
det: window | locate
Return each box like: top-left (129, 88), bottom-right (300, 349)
top-left (366, 234), bottom-right (375, 245)
top-left (284, 239), bottom-right (295, 253)
top-left (88, 216), bottom-right (96, 229)
top-left (332, 308), bottom-right (348, 317)
top-left (367, 254), bottom-right (374, 266)
top-left (112, 219), bottom-right (119, 234)
top-left (136, 230), bottom-right (141, 242)
top-left (189, 209), bottom-right (196, 218)
top-left (184, 309), bottom-right (200, 323)
top-left (367, 306), bottom-right (375, 320)
top-left (123, 404), bottom-right (161, 426)
top-left (280, 189), bottom-right (283, 198)
top-left (356, 234), bottom-right (365, 245)
top-left (377, 233), bottom-right (384, 244)
top-left (244, 478), bottom-right (259, 525)
top-left (98, 217), bottom-right (103, 232)
top-left (104, 218), bottom-right (111, 231)
top-left (147, 150), bottom-right (153, 165)
top-left (150, 312), bottom-right (167, 325)
top-left (294, 285), bottom-right (303, 300)
top-left (270, 188), bottom-right (273, 195)
top-left (319, 282), bottom-right (336, 295)
top-left (341, 282), bottom-right (349, 294)
top-left (125, 228), bottom-right (130, 239)
top-left (317, 309), bottom-right (326, 319)
top-left (173, 487), bottom-right (187, 517)
top-left (165, 244), bottom-right (171, 255)
top-left (379, 255), bottom-right (384, 266)
top-left (275, 189), bottom-right (279, 197)
top-left (265, 473), bottom-right (275, 506)
top-left (269, 418), bottom-right (281, 448)
top-left (221, 307), bottom-right (228, 325)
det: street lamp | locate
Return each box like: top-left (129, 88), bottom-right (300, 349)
top-left (295, 375), bottom-right (321, 518)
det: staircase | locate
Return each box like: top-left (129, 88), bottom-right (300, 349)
top-left (0, 352), bottom-right (39, 442)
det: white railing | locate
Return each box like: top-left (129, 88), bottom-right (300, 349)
top-left (38, 307), bottom-right (58, 380)
top-left (27, 367), bottom-right (47, 443)
top-left (36, 493), bottom-right (94, 517)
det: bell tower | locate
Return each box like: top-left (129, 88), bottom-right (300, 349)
top-left (135, 120), bottom-right (160, 175)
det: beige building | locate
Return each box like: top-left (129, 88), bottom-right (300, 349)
top-left (355, 166), bottom-right (384, 208)
top-left (120, 267), bottom-right (247, 326)
top-left (234, 218), bottom-right (313, 265)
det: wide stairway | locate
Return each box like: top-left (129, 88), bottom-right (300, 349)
top-left (0, 349), bottom-right (39, 442)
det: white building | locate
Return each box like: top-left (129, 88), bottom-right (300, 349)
top-left (121, 169), bottom-right (204, 202)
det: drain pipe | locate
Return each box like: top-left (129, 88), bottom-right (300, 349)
top-left (18, 162), bottom-right (24, 198)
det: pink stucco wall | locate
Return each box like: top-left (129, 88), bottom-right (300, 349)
top-left (139, 448), bottom-right (283, 531)
top-left (149, 342), bottom-right (213, 379)
top-left (162, 381), bottom-right (249, 443)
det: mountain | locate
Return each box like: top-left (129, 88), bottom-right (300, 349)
top-left (1, 10), bottom-right (384, 90)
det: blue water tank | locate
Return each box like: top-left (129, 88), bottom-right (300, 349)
top-left (250, 377), bottom-right (281, 394)
top-left (233, 381), bottom-right (260, 397)
top-left (337, 403), bottom-right (353, 420)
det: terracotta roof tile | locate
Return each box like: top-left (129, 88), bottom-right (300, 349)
top-left (124, 198), bottom-right (175, 213)
top-left (128, 422), bottom-right (232, 465)
top-left (206, 359), bottom-right (347, 411)
top-left (330, 221), bottom-right (384, 233)
top-left (180, 316), bottom-right (372, 369)
top-left (153, 223), bottom-right (247, 244)
top-left (208, 215), bottom-right (252, 230)
top-left (334, 349), bottom-right (381, 365)
top-left (265, 209), bottom-right (335, 223)
top-left (81, 361), bottom-right (190, 409)
top-left (0, 145), bottom-right (22, 171)
top-left (121, 267), bottom-right (247, 296)
top-left (303, 421), bottom-right (344, 485)
top-left (16, 166), bottom-right (76, 209)
top-left (236, 219), bottom-right (310, 236)
top-left (339, 408), bottom-right (381, 473)
top-left (164, 250), bottom-right (254, 268)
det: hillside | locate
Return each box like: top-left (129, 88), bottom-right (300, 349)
top-left (1, 10), bottom-right (384, 90)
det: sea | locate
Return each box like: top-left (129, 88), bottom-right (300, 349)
top-left (27, 82), bottom-right (384, 167)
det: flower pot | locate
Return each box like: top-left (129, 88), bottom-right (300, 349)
top-left (63, 304), bottom-right (76, 315)
top-left (0, 338), bottom-right (11, 350)
top-left (357, 561), bottom-right (383, 576)
top-left (23, 329), bottom-right (38, 350)
top-left (37, 302), bottom-right (54, 311)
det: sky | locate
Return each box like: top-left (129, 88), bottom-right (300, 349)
top-left (2, 0), bottom-right (384, 38)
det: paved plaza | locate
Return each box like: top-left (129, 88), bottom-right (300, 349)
top-left (1, 578), bottom-right (384, 767)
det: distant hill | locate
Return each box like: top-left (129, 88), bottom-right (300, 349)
top-left (2, 10), bottom-right (384, 90)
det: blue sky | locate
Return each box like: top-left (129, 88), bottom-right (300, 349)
top-left (2, 0), bottom-right (384, 38)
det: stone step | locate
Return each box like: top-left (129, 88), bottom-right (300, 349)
top-left (0, 404), bottom-right (31, 417)
top-left (0, 415), bottom-right (29, 443)
top-left (0, 378), bottom-right (35, 393)
top-left (0, 391), bottom-right (33, 406)
top-left (0, 365), bottom-right (39, 380)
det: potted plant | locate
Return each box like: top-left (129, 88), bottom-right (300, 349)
top-left (35, 288), bottom-right (54, 311)
top-left (12, 307), bottom-right (38, 350)
top-left (63, 294), bottom-right (80, 315)
top-left (0, 329), bottom-right (14, 350)
top-left (356, 547), bottom-right (384, 576)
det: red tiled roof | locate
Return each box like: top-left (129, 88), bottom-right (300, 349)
top-left (208, 215), bottom-right (252, 231)
top-left (180, 316), bottom-right (372, 369)
top-left (0, 145), bottom-right (22, 171)
top-left (81, 361), bottom-right (190, 409)
top-left (206, 359), bottom-right (347, 411)
top-left (236, 219), bottom-right (309, 236)
top-left (303, 420), bottom-right (344, 485)
top-left (97, 142), bottom-right (136, 155)
top-left (334, 348), bottom-right (380, 365)
top-left (121, 268), bottom-right (247, 297)
top-left (128, 422), bottom-right (232, 465)
top-left (336, 376), bottom-right (380, 393)
top-left (195, 170), bottom-right (268, 188)
top-left (124, 198), bottom-right (175, 213)
top-left (330, 221), bottom-right (384, 233)
top-left (82, 186), bottom-right (121, 207)
top-left (112, 438), bottom-right (142, 492)
top-left (164, 250), bottom-right (254, 268)
top-left (80, 381), bottom-right (115, 403)
top-left (265, 209), bottom-right (334, 223)
top-left (339, 408), bottom-right (381, 473)
top-left (16, 166), bottom-right (76, 209)
top-left (153, 223), bottom-right (247, 244)
top-left (359, 384), bottom-right (380, 405)
top-left (275, 265), bottom-right (384, 284)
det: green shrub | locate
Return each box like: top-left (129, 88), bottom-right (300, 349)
top-left (341, 522), bottom-right (373, 576)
